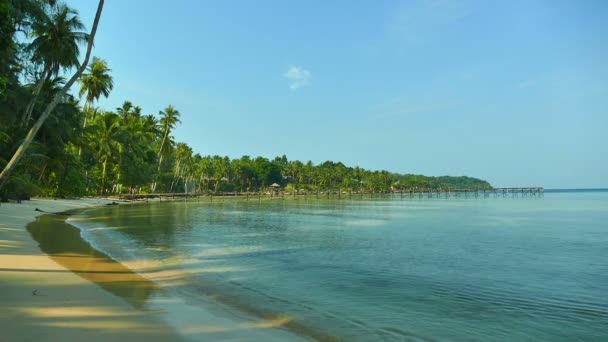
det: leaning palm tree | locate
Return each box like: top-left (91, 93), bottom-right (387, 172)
top-left (78, 56), bottom-right (113, 127)
top-left (157, 105), bottom-right (181, 169)
top-left (22, 3), bottom-right (89, 127)
top-left (0, 0), bottom-right (104, 190)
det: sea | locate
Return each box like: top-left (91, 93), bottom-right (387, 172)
top-left (66, 189), bottom-right (608, 341)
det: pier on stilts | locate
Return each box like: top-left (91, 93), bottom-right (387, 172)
top-left (117, 187), bottom-right (544, 202)
top-left (399, 187), bottom-right (544, 199)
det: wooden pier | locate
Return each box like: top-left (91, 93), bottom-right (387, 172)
top-left (397, 187), bottom-right (544, 199)
top-left (118, 187), bottom-right (544, 201)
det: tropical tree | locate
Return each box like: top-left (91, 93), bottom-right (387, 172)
top-left (87, 111), bottom-right (123, 194)
top-left (0, 0), bottom-right (105, 191)
top-left (22, 2), bottom-right (89, 127)
top-left (195, 155), bottom-right (214, 192)
top-left (116, 100), bottom-right (133, 124)
top-left (157, 105), bottom-right (181, 169)
top-left (142, 114), bottom-right (160, 137)
top-left (171, 143), bottom-right (193, 192)
top-left (78, 56), bottom-right (113, 126)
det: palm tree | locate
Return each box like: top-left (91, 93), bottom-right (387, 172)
top-left (87, 112), bottom-right (124, 194)
top-left (142, 114), bottom-right (160, 137)
top-left (77, 57), bottom-right (112, 157)
top-left (212, 156), bottom-right (231, 192)
top-left (78, 56), bottom-right (113, 127)
top-left (171, 143), bottom-right (193, 192)
top-left (197, 156), bottom-right (214, 192)
top-left (157, 105), bottom-right (181, 169)
top-left (22, 3), bottom-right (89, 127)
top-left (6, 0), bottom-right (47, 34)
top-left (116, 101), bottom-right (133, 124)
top-left (132, 106), bottom-right (142, 119)
top-left (0, 0), bottom-right (104, 191)
top-left (124, 115), bottom-right (155, 157)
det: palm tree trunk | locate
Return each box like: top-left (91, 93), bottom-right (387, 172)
top-left (157, 154), bottom-right (164, 170)
top-left (157, 129), bottom-right (169, 165)
top-left (155, 138), bottom-right (169, 194)
top-left (153, 130), bottom-right (168, 191)
top-left (0, 0), bottom-right (105, 191)
top-left (78, 102), bottom-right (91, 157)
top-left (101, 160), bottom-right (107, 195)
top-left (37, 162), bottom-right (48, 183)
top-left (21, 65), bottom-right (51, 128)
top-left (169, 161), bottom-right (180, 192)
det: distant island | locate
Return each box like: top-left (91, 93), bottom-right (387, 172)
top-left (0, 1), bottom-right (490, 200)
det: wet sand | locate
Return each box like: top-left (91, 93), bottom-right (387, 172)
top-left (0, 198), bottom-right (183, 341)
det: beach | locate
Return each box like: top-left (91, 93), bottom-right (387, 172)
top-left (0, 198), bottom-right (307, 342)
top-left (0, 198), bottom-right (182, 341)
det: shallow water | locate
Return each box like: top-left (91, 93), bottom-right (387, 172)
top-left (70, 191), bottom-right (608, 341)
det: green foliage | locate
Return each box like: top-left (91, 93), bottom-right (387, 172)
top-left (253, 156), bottom-right (282, 187)
top-left (120, 153), bottom-right (155, 191)
top-left (79, 56), bottom-right (113, 107)
top-left (56, 167), bottom-right (86, 197)
top-left (0, 0), bottom-right (12, 98)
top-left (27, 3), bottom-right (89, 76)
top-left (1, 173), bottom-right (41, 201)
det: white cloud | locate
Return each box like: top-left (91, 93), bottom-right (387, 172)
top-left (283, 66), bottom-right (311, 90)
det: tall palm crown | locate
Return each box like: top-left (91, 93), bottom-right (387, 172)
top-left (28, 3), bottom-right (89, 77)
top-left (89, 112), bottom-right (123, 161)
top-left (160, 105), bottom-right (181, 135)
top-left (158, 105), bottom-right (181, 156)
top-left (123, 116), bottom-right (155, 157)
top-left (142, 114), bottom-right (160, 136)
top-left (78, 56), bottom-right (113, 108)
top-left (116, 101), bottom-right (133, 124)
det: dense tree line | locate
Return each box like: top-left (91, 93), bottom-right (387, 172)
top-left (0, 0), bottom-right (491, 201)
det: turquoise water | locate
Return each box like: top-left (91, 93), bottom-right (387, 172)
top-left (72, 191), bottom-right (608, 341)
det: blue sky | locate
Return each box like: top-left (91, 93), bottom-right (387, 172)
top-left (70, 0), bottom-right (607, 188)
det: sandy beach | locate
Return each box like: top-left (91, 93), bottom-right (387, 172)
top-left (0, 198), bottom-right (307, 342)
top-left (0, 198), bottom-right (184, 341)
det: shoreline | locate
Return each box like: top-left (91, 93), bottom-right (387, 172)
top-left (0, 198), bottom-right (311, 341)
top-left (0, 198), bottom-right (185, 341)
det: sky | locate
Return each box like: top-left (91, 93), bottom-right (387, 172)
top-left (69, 0), bottom-right (607, 189)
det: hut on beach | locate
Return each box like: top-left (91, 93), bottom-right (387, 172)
top-left (270, 183), bottom-right (281, 195)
